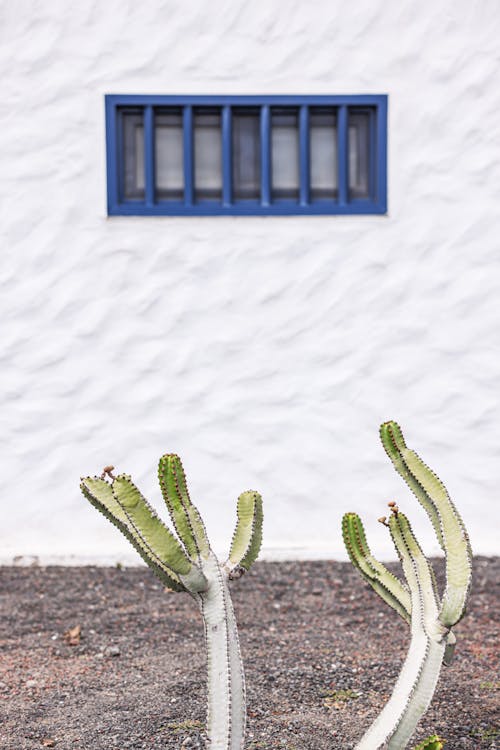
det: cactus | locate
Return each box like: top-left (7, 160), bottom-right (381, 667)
top-left (343, 421), bottom-right (472, 749)
top-left (80, 456), bottom-right (263, 750)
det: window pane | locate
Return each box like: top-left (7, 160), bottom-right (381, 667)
top-left (271, 108), bottom-right (299, 200)
top-left (310, 108), bottom-right (337, 200)
top-left (155, 109), bottom-right (183, 201)
top-left (194, 109), bottom-right (222, 201)
top-left (122, 110), bottom-right (145, 201)
top-left (232, 108), bottom-right (260, 201)
top-left (349, 110), bottom-right (370, 199)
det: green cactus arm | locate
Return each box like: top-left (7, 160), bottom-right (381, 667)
top-left (80, 477), bottom-right (185, 592)
top-left (111, 474), bottom-right (207, 593)
top-left (228, 491), bottom-right (263, 572)
top-left (380, 421), bottom-right (472, 627)
top-left (380, 422), bottom-right (443, 546)
top-left (413, 735), bottom-right (445, 750)
top-left (342, 512), bottom-right (411, 623)
top-left (389, 512), bottom-right (440, 632)
top-left (158, 454), bottom-right (211, 560)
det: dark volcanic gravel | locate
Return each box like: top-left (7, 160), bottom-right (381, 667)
top-left (0, 558), bottom-right (498, 750)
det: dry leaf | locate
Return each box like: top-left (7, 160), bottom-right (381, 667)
top-left (63, 624), bottom-right (81, 646)
top-left (42, 740), bottom-right (56, 747)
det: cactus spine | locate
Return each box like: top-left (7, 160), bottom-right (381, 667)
top-left (80, 456), bottom-right (263, 750)
top-left (343, 421), bottom-right (472, 749)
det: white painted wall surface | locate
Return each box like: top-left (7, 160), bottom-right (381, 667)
top-left (1, 0), bottom-right (499, 565)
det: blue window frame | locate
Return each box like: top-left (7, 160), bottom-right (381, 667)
top-left (105, 95), bottom-right (387, 216)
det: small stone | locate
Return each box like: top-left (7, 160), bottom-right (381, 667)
top-left (105, 645), bottom-right (121, 657)
top-left (26, 680), bottom-right (38, 689)
top-left (181, 737), bottom-right (200, 750)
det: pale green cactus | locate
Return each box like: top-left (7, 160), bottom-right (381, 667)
top-left (343, 421), bottom-right (472, 750)
top-left (81, 456), bottom-right (263, 750)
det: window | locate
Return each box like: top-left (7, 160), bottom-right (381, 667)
top-left (105, 95), bottom-right (387, 215)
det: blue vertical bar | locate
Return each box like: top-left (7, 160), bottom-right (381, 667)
top-left (222, 106), bottom-right (232, 207)
top-left (368, 108), bottom-right (376, 202)
top-left (337, 105), bottom-right (348, 205)
top-left (105, 97), bottom-right (119, 212)
top-left (183, 106), bottom-right (194, 206)
top-left (261, 105), bottom-right (271, 206)
top-left (144, 105), bottom-right (155, 207)
top-left (299, 105), bottom-right (309, 206)
top-left (376, 97), bottom-right (388, 213)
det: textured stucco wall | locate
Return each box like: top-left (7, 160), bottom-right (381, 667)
top-left (1, 0), bottom-right (500, 563)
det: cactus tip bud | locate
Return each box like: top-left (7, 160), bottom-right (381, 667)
top-left (378, 515), bottom-right (388, 525)
top-left (100, 465), bottom-right (116, 480)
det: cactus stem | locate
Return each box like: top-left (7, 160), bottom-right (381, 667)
top-left (82, 455), bottom-right (261, 750)
top-left (347, 422), bottom-right (471, 749)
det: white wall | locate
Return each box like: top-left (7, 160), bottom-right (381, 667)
top-left (1, 0), bottom-right (499, 564)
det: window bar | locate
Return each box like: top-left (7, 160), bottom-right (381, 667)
top-left (222, 106), bottom-right (232, 207)
top-left (368, 108), bottom-right (376, 201)
top-left (115, 107), bottom-right (125, 204)
top-left (337, 105), bottom-right (348, 206)
top-left (144, 105), bottom-right (155, 207)
top-left (376, 100), bottom-right (387, 211)
top-left (260, 105), bottom-right (271, 207)
top-left (183, 105), bottom-right (194, 207)
top-left (106, 102), bottom-right (119, 208)
top-left (299, 105), bottom-right (310, 206)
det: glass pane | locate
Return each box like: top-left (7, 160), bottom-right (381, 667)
top-left (310, 108), bottom-right (337, 200)
top-left (155, 109), bottom-right (183, 201)
top-left (122, 110), bottom-right (145, 201)
top-left (194, 109), bottom-right (222, 201)
top-left (271, 108), bottom-right (299, 200)
top-left (349, 110), bottom-right (370, 199)
top-left (232, 108), bottom-right (260, 201)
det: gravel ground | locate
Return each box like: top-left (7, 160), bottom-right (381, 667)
top-left (0, 558), bottom-right (498, 750)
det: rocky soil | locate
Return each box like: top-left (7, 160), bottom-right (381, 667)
top-left (0, 558), bottom-right (498, 750)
